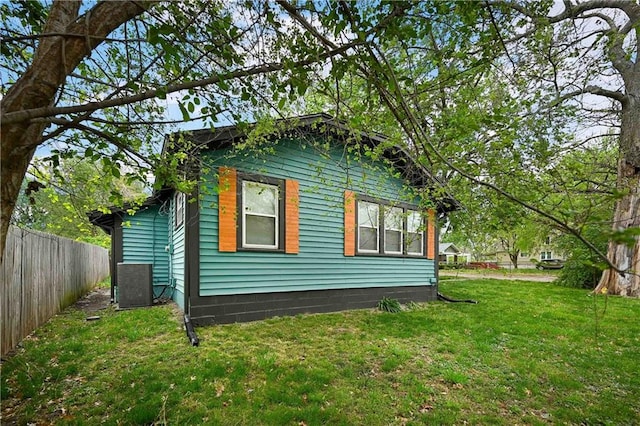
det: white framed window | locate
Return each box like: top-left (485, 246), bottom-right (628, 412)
top-left (355, 197), bottom-right (426, 258)
top-left (384, 206), bottom-right (403, 254)
top-left (242, 180), bottom-right (279, 249)
top-left (541, 251), bottom-right (552, 260)
top-left (358, 201), bottom-right (379, 253)
top-left (406, 210), bottom-right (424, 256)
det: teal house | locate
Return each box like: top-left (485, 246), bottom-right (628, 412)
top-left (90, 114), bottom-right (456, 324)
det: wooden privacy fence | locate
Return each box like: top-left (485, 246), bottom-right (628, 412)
top-left (1, 226), bottom-right (110, 357)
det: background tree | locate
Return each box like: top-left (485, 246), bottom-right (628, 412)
top-left (11, 157), bottom-right (146, 248)
top-left (484, 0), bottom-right (640, 295)
top-left (448, 193), bottom-right (545, 269)
top-left (0, 0), bottom-right (368, 258)
top-left (278, 0), bottom-right (638, 295)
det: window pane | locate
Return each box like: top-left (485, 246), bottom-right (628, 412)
top-left (407, 232), bottom-right (423, 255)
top-left (245, 215), bottom-right (276, 246)
top-left (359, 227), bottom-right (378, 251)
top-left (385, 230), bottom-right (402, 253)
top-left (244, 181), bottom-right (277, 215)
top-left (385, 207), bottom-right (403, 231)
top-left (407, 210), bottom-right (422, 233)
top-left (358, 201), bottom-right (379, 228)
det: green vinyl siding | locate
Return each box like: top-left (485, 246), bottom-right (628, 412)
top-left (198, 137), bottom-right (436, 296)
top-left (170, 196), bottom-right (186, 309)
top-left (122, 205), bottom-right (170, 295)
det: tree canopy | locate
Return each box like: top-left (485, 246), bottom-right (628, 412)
top-left (11, 156), bottom-right (145, 247)
top-left (1, 0), bottom-right (638, 295)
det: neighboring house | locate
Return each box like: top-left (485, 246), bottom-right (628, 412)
top-left (89, 114), bottom-right (457, 325)
top-left (482, 235), bottom-right (566, 269)
top-left (536, 235), bottom-right (565, 262)
top-left (438, 242), bottom-right (469, 264)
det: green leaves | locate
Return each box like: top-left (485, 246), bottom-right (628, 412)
top-left (377, 297), bottom-right (402, 313)
top-left (609, 228), bottom-right (640, 248)
top-left (14, 157), bottom-right (144, 243)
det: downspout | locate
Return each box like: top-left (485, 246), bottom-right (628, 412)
top-left (166, 199), bottom-right (174, 301)
top-left (184, 314), bottom-right (199, 346)
top-left (112, 215), bottom-right (124, 304)
top-left (151, 206), bottom-right (159, 299)
top-left (182, 192), bottom-right (197, 347)
top-left (152, 207), bottom-right (157, 272)
top-left (183, 185), bottom-right (200, 321)
top-left (109, 225), bottom-right (116, 304)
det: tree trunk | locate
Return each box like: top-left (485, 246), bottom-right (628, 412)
top-left (594, 85), bottom-right (640, 297)
top-left (0, 1), bottom-right (151, 261)
top-left (509, 251), bottom-right (519, 269)
top-left (594, 161), bottom-right (640, 296)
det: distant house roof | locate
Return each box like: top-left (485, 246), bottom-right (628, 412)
top-left (439, 242), bottom-right (461, 255)
top-left (87, 188), bottom-right (172, 234)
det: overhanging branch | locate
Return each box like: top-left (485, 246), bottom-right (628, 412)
top-left (552, 85), bottom-right (627, 107)
top-left (44, 117), bottom-right (151, 167)
top-left (1, 41), bottom-right (360, 125)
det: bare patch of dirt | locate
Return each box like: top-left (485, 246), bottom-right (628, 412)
top-left (73, 286), bottom-right (111, 313)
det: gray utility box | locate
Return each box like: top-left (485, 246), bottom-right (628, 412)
top-left (117, 263), bottom-right (153, 308)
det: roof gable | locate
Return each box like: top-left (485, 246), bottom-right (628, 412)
top-left (439, 242), bottom-right (461, 254)
top-left (165, 113), bottom-right (458, 213)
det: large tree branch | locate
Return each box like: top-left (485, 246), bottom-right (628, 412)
top-left (1, 32), bottom-right (147, 43)
top-left (0, 0), bottom-right (155, 261)
top-left (45, 117), bottom-right (151, 166)
top-left (1, 40), bottom-right (361, 125)
top-left (488, 0), bottom-right (637, 79)
top-left (489, 0), bottom-right (639, 23)
top-left (553, 84), bottom-right (628, 107)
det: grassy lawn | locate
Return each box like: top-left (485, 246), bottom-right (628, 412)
top-left (2, 279), bottom-right (639, 425)
top-left (440, 267), bottom-right (561, 276)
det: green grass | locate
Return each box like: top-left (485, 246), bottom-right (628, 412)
top-left (2, 279), bottom-right (639, 425)
top-left (94, 277), bottom-right (111, 289)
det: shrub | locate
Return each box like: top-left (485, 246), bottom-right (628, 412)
top-left (377, 297), bottom-right (402, 313)
top-left (556, 258), bottom-right (603, 289)
top-left (555, 227), bottom-right (607, 289)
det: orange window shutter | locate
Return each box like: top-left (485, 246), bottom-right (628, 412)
top-left (218, 167), bottom-right (237, 252)
top-left (426, 209), bottom-right (436, 260)
top-left (285, 180), bottom-right (299, 254)
top-left (344, 190), bottom-right (356, 256)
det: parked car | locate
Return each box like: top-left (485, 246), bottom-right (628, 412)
top-left (535, 259), bottom-right (565, 270)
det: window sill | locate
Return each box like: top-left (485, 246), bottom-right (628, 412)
top-left (354, 252), bottom-right (427, 259)
top-left (237, 247), bottom-right (285, 254)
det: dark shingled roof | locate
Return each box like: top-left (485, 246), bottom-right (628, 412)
top-left (166, 113), bottom-right (458, 210)
top-left (89, 113), bottom-right (458, 232)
